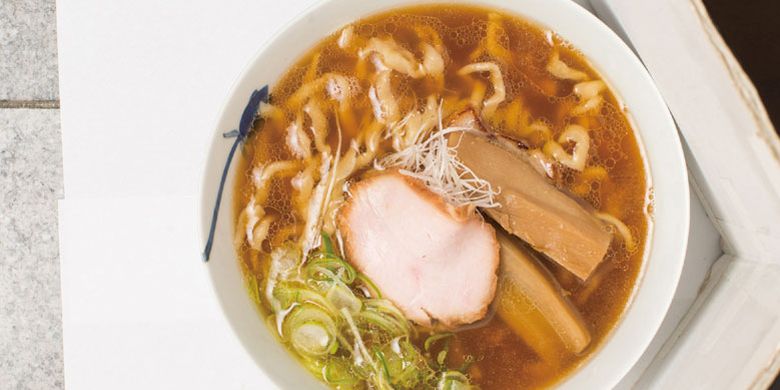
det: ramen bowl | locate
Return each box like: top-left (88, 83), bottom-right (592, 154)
top-left (199, 0), bottom-right (689, 388)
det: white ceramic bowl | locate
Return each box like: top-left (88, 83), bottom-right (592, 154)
top-left (199, 0), bottom-right (690, 388)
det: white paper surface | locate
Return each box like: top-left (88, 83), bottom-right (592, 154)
top-left (58, 196), bottom-right (275, 389)
top-left (56, 0), bottom-right (317, 199)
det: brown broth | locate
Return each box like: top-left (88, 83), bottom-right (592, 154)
top-left (234, 4), bottom-right (648, 389)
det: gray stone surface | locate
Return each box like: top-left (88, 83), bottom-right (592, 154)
top-left (0, 0), bottom-right (64, 388)
top-left (0, 109), bottom-right (63, 389)
top-left (0, 1), bottom-right (59, 100)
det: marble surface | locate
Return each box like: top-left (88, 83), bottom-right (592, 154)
top-left (0, 0), bottom-right (64, 388)
top-left (0, 109), bottom-right (63, 389)
top-left (0, 0), bottom-right (59, 100)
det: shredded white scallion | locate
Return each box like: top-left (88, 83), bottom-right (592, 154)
top-left (341, 307), bottom-right (374, 367)
top-left (378, 104), bottom-right (500, 209)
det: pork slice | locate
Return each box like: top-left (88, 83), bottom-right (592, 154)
top-left (448, 110), bottom-right (611, 280)
top-left (337, 171), bottom-right (499, 328)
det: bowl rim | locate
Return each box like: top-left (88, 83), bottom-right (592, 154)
top-left (198, 0), bottom-right (690, 388)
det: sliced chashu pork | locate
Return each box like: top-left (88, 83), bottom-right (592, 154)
top-left (448, 110), bottom-right (611, 280)
top-left (338, 171), bottom-right (499, 328)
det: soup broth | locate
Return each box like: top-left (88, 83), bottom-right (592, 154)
top-left (234, 5), bottom-right (648, 389)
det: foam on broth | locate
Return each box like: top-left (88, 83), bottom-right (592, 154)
top-left (234, 5), bottom-right (648, 389)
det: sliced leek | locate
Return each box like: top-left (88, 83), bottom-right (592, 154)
top-left (264, 233), bottom-right (472, 388)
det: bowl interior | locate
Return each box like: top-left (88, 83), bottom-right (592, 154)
top-left (199, 0), bottom-right (689, 388)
